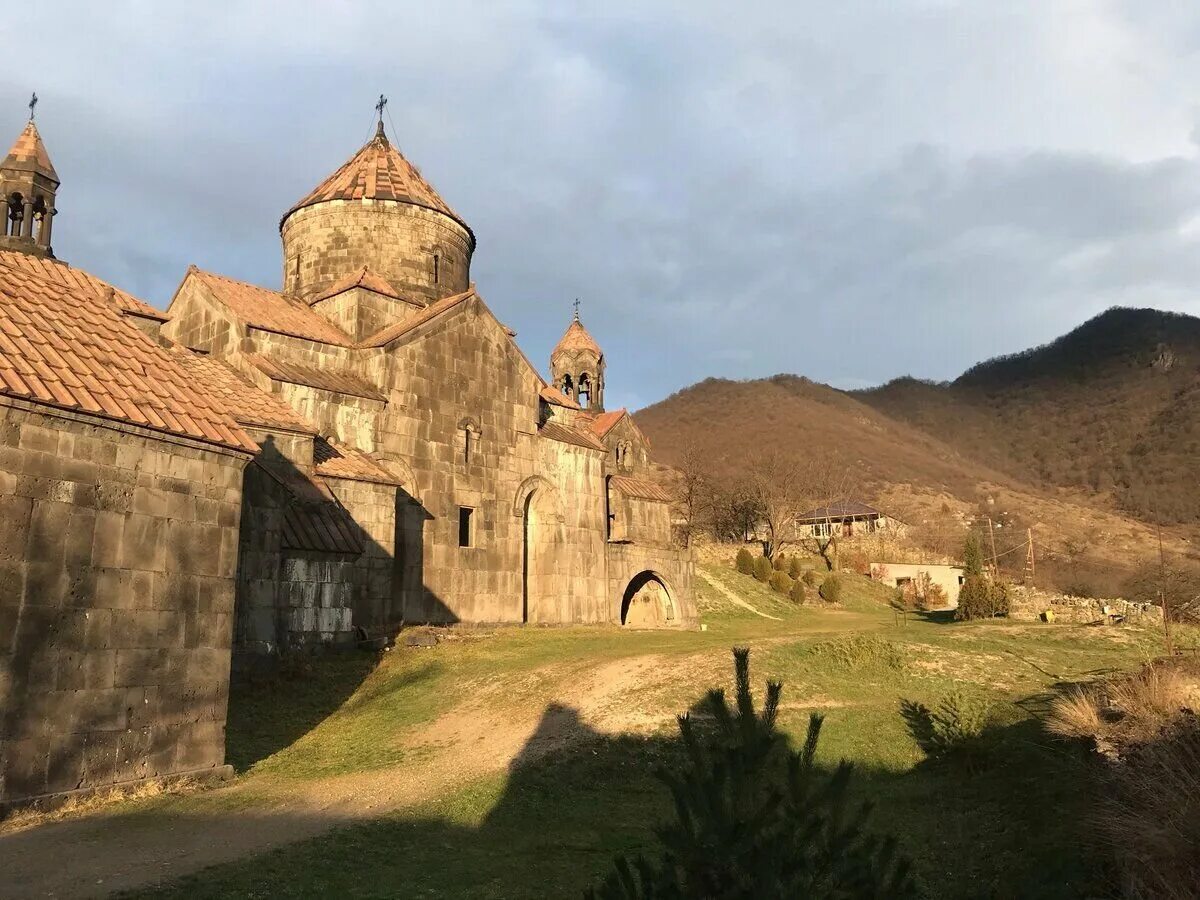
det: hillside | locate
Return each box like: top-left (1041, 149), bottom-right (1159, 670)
top-left (857, 307), bottom-right (1200, 525)
top-left (635, 369), bottom-right (1196, 593)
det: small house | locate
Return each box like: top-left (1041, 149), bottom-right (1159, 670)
top-left (795, 500), bottom-right (899, 539)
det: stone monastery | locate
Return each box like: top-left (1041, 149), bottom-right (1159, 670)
top-left (0, 111), bottom-right (694, 809)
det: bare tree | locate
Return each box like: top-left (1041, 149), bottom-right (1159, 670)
top-left (746, 450), bottom-right (803, 560)
top-left (794, 458), bottom-right (859, 571)
top-left (672, 441), bottom-right (710, 549)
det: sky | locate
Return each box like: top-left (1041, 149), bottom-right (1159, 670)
top-left (5, 1), bottom-right (1200, 410)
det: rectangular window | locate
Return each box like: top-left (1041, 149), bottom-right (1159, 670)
top-left (458, 506), bottom-right (474, 548)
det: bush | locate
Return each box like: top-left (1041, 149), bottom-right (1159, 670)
top-left (818, 574), bottom-right (842, 604)
top-left (788, 556), bottom-right (805, 579)
top-left (810, 635), bottom-right (905, 669)
top-left (587, 649), bottom-right (916, 898)
top-left (801, 569), bottom-right (819, 589)
top-left (752, 556), bottom-right (773, 583)
top-left (789, 580), bottom-right (808, 605)
top-left (734, 548), bottom-right (754, 576)
top-left (955, 574), bottom-right (1009, 620)
top-left (773, 553), bottom-right (788, 572)
top-left (768, 570), bottom-right (793, 595)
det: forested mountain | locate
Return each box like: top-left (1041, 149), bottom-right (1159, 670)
top-left (856, 308), bottom-right (1200, 524)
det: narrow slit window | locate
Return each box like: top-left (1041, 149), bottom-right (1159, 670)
top-left (433, 253), bottom-right (440, 285)
top-left (458, 506), bottom-right (474, 547)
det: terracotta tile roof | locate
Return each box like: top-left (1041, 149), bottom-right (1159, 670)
top-left (313, 436), bottom-right (403, 485)
top-left (797, 500), bottom-right (883, 523)
top-left (0, 250), bottom-right (167, 321)
top-left (358, 288), bottom-right (475, 348)
top-left (2, 122), bottom-right (57, 182)
top-left (169, 348), bottom-right (316, 434)
top-left (0, 260), bottom-right (256, 452)
top-left (311, 266), bottom-right (412, 306)
top-left (245, 353), bottom-right (386, 401)
top-left (190, 267), bottom-right (353, 346)
top-left (539, 421), bottom-right (605, 451)
top-left (540, 385), bottom-right (580, 409)
top-left (583, 409), bottom-right (626, 439)
top-left (282, 126), bottom-right (472, 241)
top-left (610, 475), bottom-right (672, 503)
top-left (552, 317), bottom-right (602, 359)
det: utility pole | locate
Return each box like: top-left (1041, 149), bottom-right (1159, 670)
top-left (1157, 520), bottom-right (1174, 656)
top-left (987, 517), bottom-right (999, 576)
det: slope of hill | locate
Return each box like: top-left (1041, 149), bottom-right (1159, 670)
top-left (635, 369), bottom-right (1196, 594)
top-left (856, 307), bottom-right (1200, 524)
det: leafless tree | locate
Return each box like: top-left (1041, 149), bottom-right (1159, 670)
top-left (671, 441), bottom-right (710, 549)
top-left (793, 457), bottom-right (859, 571)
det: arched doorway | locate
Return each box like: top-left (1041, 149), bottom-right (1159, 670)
top-left (621, 571), bottom-right (676, 627)
top-left (519, 482), bottom-right (560, 624)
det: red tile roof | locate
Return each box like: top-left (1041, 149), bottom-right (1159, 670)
top-left (311, 266), bottom-right (411, 306)
top-left (0, 260), bottom-right (255, 452)
top-left (313, 436), bottom-right (403, 485)
top-left (358, 288), bottom-right (474, 348)
top-left (583, 409), bottom-right (626, 439)
top-left (245, 353), bottom-right (386, 401)
top-left (282, 126), bottom-right (472, 240)
top-left (0, 250), bottom-right (167, 321)
top-left (2, 122), bottom-right (57, 182)
top-left (610, 475), bottom-right (672, 503)
top-left (552, 317), bottom-right (602, 359)
top-left (189, 267), bottom-right (353, 346)
top-left (170, 348), bottom-right (316, 434)
top-left (540, 385), bottom-right (580, 409)
top-left (539, 421), bottom-right (605, 451)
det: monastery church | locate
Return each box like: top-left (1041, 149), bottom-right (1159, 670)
top-left (0, 108), bottom-right (694, 809)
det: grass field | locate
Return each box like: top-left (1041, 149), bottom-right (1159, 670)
top-left (97, 564), bottom-right (1193, 898)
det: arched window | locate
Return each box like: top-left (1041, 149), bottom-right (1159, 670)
top-left (561, 373), bottom-right (573, 398)
top-left (458, 417), bottom-right (481, 464)
top-left (432, 253), bottom-right (441, 285)
top-left (6, 193), bottom-right (22, 237)
top-left (578, 373), bottom-right (591, 408)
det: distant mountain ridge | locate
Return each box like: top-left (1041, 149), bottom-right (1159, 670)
top-left (856, 307), bottom-right (1200, 524)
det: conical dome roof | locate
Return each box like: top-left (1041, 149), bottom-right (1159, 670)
top-left (553, 316), bottom-right (602, 359)
top-left (282, 123), bottom-right (470, 240)
top-left (2, 121), bottom-right (57, 183)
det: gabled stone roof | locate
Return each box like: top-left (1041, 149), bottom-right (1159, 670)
top-left (539, 384), bottom-right (580, 410)
top-left (552, 317), bottom-right (602, 359)
top-left (358, 288), bottom-right (475, 348)
top-left (282, 126), bottom-right (472, 241)
top-left (186, 267), bottom-right (354, 346)
top-left (170, 348), bottom-right (316, 435)
top-left (2, 121), bottom-right (57, 182)
top-left (0, 250), bottom-right (166, 321)
top-left (539, 421), bottom-right (605, 451)
top-left (313, 436), bottom-right (403, 486)
top-left (245, 354), bottom-right (386, 402)
top-left (582, 409), bottom-right (626, 438)
top-left (310, 266), bottom-right (413, 307)
top-left (610, 475), bottom-right (672, 503)
top-left (0, 259), bottom-right (255, 452)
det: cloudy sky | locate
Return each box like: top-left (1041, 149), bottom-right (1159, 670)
top-left (5, 2), bottom-right (1200, 409)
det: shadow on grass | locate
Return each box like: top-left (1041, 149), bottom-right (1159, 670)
top-left (141, 695), bottom-right (1112, 899)
top-left (224, 650), bottom-right (385, 773)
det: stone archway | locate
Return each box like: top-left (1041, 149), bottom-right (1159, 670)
top-left (621, 571), bottom-right (676, 627)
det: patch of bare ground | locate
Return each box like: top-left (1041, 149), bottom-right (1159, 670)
top-left (0, 650), bottom-right (696, 900)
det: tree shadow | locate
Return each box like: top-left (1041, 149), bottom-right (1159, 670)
top-left (133, 692), bottom-right (1115, 900)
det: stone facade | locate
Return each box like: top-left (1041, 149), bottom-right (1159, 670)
top-left (0, 401), bottom-right (249, 806)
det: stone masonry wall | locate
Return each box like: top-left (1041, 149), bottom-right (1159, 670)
top-left (607, 542), bottom-right (697, 628)
top-left (1009, 586), bottom-right (1164, 625)
top-left (323, 476), bottom-right (397, 631)
top-left (0, 402), bottom-right (248, 805)
top-left (281, 200), bottom-right (472, 307)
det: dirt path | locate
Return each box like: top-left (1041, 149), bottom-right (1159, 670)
top-left (0, 654), bottom-right (683, 899)
top-left (698, 569), bottom-right (782, 620)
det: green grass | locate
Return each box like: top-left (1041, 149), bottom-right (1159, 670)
top-left (123, 564), bottom-right (1185, 898)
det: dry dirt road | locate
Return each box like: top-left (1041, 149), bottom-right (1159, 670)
top-left (0, 652), bottom-right (701, 899)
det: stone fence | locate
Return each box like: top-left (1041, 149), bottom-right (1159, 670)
top-left (1009, 586), bottom-right (1163, 625)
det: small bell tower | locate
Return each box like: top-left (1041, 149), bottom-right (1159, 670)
top-left (551, 301), bottom-right (605, 412)
top-left (1, 95), bottom-right (59, 259)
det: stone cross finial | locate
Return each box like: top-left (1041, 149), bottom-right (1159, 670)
top-left (573, 298), bottom-right (580, 321)
top-left (374, 94), bottom-right (388, 140)
top-left (28, 92), bottom-right (37, 121)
